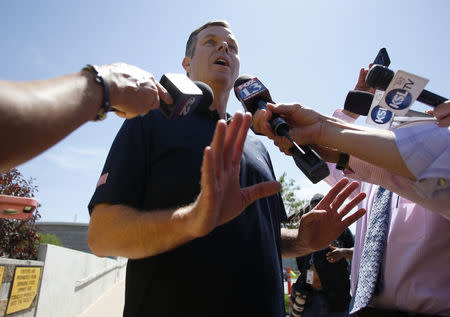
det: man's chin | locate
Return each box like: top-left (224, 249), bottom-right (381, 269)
top-left (200, 75), bottom-right (234, 92)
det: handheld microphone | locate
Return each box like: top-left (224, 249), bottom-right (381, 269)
top-left (193, 81), bottom-right (214, 111)
top-left (366, 65), bottom-right (447, 107)
top-left (344, 90), bottom-right (374, 115)
top-left (344, 90), bottom-right (433, 118)
top-left (234, 75), bottom-right (329, 184)
top-left (159, 73), bottom-right (214, 118)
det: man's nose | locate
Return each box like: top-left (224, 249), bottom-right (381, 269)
top-left (217, 41), bottom-right (229, 53)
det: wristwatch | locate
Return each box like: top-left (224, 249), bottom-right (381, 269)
top-left (83, 64), bottom-right (112, 121)
top-left (336, 152), bottom-right (349, 170)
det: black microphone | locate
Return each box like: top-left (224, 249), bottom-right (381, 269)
top-left (234, 75), bottom-right (329, 184)
top-left (344, 90), bottom-right (374, 116)
top-left (159, 73), bottom-right (214, 118)
top-left (193, 81), bottom-right (214, 112)
top-left (365, 65), bottom-right (447, 107)
top-left (343, 90), bottom-right (432, 119)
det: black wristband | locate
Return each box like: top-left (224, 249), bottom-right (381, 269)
top-left (336, 152), bottom-right (349, 170)
top-left (83, 64), bottom-right (112, 121)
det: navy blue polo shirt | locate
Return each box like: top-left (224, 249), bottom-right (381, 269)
top-left (89, 108), bottom-right (287, 317)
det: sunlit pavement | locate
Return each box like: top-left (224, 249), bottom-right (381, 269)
top-left (78, 280), bottom-right (125, 317)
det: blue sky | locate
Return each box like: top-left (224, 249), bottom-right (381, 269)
top-left (1, 0), bottom-right (449, 224)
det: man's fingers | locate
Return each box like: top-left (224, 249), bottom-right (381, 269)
top-left (253, 109), bottom-right (276, 138)
top-left (200, 146), bottom-right (216, 201)
top-left (113, 109), bottom-right (128, 119)
top-left (267, 103), bottom-right (297, 117)
top-left (274, 137), bottom-right (293, 156)
top-left (316, 178), bottom-right (350, 208)
top-left (241, 181), bottom-right (281, 209)
top-left (232, 112), bottom-right (252, 164)
top-left (437, 115), bottom-right (450, 127)
top-left (156, 81), bottom-right (173, 105)
top-left (330, 181), bottom-right (360, 210)
top-left (224, 112), bottom-right (243, 167)
top-left (342, 208), bottom-right (366, 228)
top-left (338, 192), bottom-right (366, 219)
top-left (210, 120), bottom-right (227, 181)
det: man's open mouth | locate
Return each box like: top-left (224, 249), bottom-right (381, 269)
top-left (214, 57), bottom-right (229, 66)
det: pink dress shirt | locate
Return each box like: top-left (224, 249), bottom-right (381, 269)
top-left (324, 110), bottom-right (450, 315)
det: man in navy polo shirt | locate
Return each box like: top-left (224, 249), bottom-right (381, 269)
top-left (88, 20), bottom-right (366, 317)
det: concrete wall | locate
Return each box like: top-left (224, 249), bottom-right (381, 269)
top-left (36, 244), bottom-right (127, 317)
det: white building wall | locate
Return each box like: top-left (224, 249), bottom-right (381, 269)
top-left (36, 244), bottom-right (126, 317)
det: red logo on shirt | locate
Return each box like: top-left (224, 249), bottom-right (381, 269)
top-left (96, 173), bottom-right (109, 188)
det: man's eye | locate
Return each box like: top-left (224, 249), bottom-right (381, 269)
top-left (205, 39), bottom-right (216, 45)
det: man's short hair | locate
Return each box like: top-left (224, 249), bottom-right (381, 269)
top-left (185, 20), bottom-right (231, 58)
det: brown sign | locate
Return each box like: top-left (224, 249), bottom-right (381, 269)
top-left (6, 267), bottom-right (41, 315)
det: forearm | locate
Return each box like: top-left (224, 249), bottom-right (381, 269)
top-left (88, 203), bottom-right (198, 259)
top-left (280, 228), bottom-right (314, 258)
top-left (315, 115), bottom-right (415, 180)
top-left (349, 156), bottom-right (450, 217)
top-left (0, 72), bottom-right (101, 171)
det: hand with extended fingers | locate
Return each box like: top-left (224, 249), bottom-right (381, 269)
top-left (187, 111), bottom-right (282, 238)
top-left (297, 178), bottom-right (366, 253)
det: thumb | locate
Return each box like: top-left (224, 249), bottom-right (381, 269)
top-left (328, 245), bottom-right (336, 250)
top-left (156, 82), bottom-right (173, 105)
top-left (241, 181), bottom-right (281, 209)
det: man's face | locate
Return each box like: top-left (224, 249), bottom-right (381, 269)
top-left (183, 26), bottom-right (240, 92)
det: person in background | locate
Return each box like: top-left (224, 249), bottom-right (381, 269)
top-left (290, 194), bottom-right (354, 317)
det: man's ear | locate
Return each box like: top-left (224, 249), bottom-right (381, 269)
top-left (182, 56), bottom-right (191, 75)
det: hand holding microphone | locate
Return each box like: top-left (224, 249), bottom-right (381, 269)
top-left (365, 64), bottom-right (448, 107)
top-left (159, 73), bottom-right (214, 118)
top-left (430, 100), bottom-right (450, 127)
top-left (234, 75), bottom-right (329, 184)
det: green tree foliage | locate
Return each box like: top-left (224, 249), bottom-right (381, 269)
top-left (0, 168), bottom-right (41, 260)
top-left (278, 172), bottom-right (307, 229)
top-left (38, 233), bottom-right (62, 246)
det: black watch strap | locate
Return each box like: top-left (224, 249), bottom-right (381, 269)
top-left (336, 152), bottom-right (349, 170)
top-left (83, 64), bottom-right (112, 121)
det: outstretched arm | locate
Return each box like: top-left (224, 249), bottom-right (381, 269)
top-left (88, 112), bottom-right (281, 259)
top-left (0, 62), bottom-right (172, 172)
top-left (254, 103), bottom-right (416, 180)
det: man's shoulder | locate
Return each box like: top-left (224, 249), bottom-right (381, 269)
top-left (244, 133), bottom-right (269, 152)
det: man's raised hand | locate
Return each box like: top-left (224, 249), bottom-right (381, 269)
top-left (188, 112), bottom-right (282, 237)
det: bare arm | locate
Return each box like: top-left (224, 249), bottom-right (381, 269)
top-left (316, 113), bottom-right (415, 180)
top-left (88, 203), bottom-right (195, 259)
top-left (88, 113), bottom-right (282, 259)
top-left (0, 63), bottom-right (172, 172)
top-left (254, 104), bottom-right (416, 180)
top-left (281, 178), bottom-right (366, 258)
